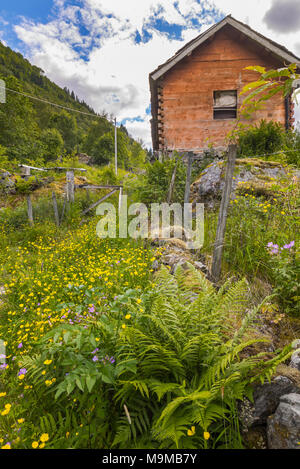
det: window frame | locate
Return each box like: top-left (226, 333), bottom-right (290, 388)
top-left (213, 90), bottom-right (238, 120)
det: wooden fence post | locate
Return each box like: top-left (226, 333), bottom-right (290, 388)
top-left (60, 195), bottom-right (67, 224)
top-left (66, 170), bottom-right (75, 202)
top-left (52, 192), bottom-right (60, 227)
top-left (22, 166), bottom-right (34, 226)
top-left (211, 144), bottom-right (237, 282)
top-left (119, 187), bottom-right (123, 213)
top-left (167, 158), bottom-right (179, 204)
top-left (184, 152), bottom-right (193, 204)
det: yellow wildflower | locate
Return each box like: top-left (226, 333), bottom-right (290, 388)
top-left (187, 426), bottom-right (195, 436)
top-left (1, 443), bottom-right (11, 449)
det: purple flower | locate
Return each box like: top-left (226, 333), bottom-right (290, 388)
top-left (92, 348), bottom-right (99, 354)
top-left (92, 356), bottom-right (99, 362)
top-left (0, 363), bottom-right (7, 370)
top-left (18, 343), bottom-right (23, 349)
top-left (88, 305), bottom-right (95, 313)
top-left (283, 241), bottom-right (295, 250)
top-left (18, 368), bottom-right (27, 376)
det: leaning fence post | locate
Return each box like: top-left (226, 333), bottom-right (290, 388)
top-left (211, 144), bottom-right (237, 283)
top-left (167, 158), bottom-right (179, 204)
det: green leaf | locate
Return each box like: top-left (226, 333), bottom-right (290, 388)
top-left (76, 377), bottom-right (85, 391)
top-left (86, 375), bottom-right (97, 392)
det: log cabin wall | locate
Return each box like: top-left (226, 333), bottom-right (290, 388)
top-left (158, 26), bottom-right (287, 152)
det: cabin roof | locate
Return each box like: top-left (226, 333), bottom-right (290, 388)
top-left (149, 15), bottom-right (300, 152)
top-left (150, 15), bottom-right (300, 82)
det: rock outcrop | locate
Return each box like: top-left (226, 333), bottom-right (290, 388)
top-left (267, 393), bottom-right (300, 449)
top-left (190, 158), bottom-right (299, 208)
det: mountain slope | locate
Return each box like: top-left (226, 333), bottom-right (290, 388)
top-left (0, 41), bottom-right (147, 167)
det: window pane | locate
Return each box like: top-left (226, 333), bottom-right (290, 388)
top-left (213, 90), bottom-right (237, 108)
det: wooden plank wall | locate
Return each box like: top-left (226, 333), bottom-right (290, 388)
top-left (159, 27), bottom-right (286, 151)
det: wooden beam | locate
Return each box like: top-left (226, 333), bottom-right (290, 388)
top-left (82, 189), bottom-right (118, 216)
top-left (19, 164), bottom-right (47, 172)
top-left (75, 184), bottom-right (123, 190)
top-left (50, 167), bottom-right (87, 172)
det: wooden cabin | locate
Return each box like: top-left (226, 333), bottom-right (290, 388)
top-left (149, 15), bottom-right (300, 155)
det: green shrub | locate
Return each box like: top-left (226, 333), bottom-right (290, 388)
top-left (237, 120), bottom-right (285, 159)
top-left (138, 157), bottom-right (186, 205)
top-left (237, 120), bottom-right (300, 167)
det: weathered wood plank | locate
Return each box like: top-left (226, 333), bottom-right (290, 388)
top-left (75, 184), bottom-right (123, 190)
top-left (82, 189), bottom-right (118, 216)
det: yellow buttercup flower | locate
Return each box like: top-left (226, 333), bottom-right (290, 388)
top-left (122, 324), bottom-right (126, 329)
top-left (32, 441), bottom-right (39, 449)
top-left (1, 443), bottom-right (11, 449)
top-left (40, 433), bottom-right (49, 442)
top-left (125, 314), bottom-right (131, 320)
top-left (0, 392), bottom-right (6, 397)
top-left (187, 426), bottom-right (195, 436)
top-left (43, 359), bottom-right (52, 365)
top-left (204, 431), bottom-right (210, 440)
top-left (17, 418), bottom-right (25, 424)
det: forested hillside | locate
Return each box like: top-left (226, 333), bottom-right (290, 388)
top-left (0, 41), bottom-right (147, 167)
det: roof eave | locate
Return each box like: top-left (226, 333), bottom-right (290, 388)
top-left (150, 16), bottom-right (300, 83)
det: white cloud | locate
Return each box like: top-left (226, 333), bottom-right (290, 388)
top-left (11, 0), bottom-right (300, 147)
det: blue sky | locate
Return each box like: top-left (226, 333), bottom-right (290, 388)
top-left (0, 1), bottom-right (299, 146)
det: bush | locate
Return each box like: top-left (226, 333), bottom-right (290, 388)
top-left (237, 120), bottom-right (300, 167)
top-left (237, 120), bottom-right (285, 159)
top-left (138, 156), bottom-right (186, 205)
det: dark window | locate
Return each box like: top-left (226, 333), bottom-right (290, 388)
top-left (213, 90), bottom-right (237, 120)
